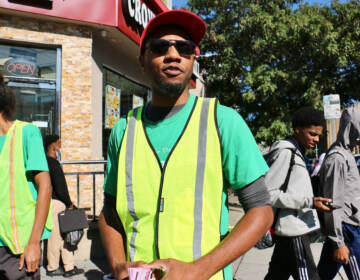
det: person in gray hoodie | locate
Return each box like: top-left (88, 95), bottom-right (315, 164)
top-left (264, 107), bottom-right (332, 280)
top-left (317, 108), bottom-right (360, 280)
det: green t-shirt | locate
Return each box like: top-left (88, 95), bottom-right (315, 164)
top-left (103, 94), bottom-right (268, 278)
top-left (0, 122), bottom-right (50, 247)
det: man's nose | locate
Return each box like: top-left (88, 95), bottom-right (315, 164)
top-left (165, 45), bottom-right (181, 59)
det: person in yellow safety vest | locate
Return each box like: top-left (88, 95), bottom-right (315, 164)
top-left (0, 73), bottom-right (52, 280)
top-left (99, 9), bottom-right (274, 280)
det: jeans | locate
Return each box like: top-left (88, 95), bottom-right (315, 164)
top-left (318, 223), bottom-right (360, 280)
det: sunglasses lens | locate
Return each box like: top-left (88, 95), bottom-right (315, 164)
top-left (148, 40), bottom-right (195, 55)
top-left (175, 41), bottom-right (195, 55)
top-left (149, 40), bottom-right (170, 54)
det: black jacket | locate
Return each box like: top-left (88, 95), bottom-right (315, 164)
top-left (46, 156), bottom-right (72, 208)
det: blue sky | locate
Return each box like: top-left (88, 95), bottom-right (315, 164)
top-left (173, 0), bottom-right (349, 9)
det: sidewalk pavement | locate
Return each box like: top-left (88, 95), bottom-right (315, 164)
top-left (41, 195), bottom-right (348, 279)
top-left (40, 257), bottom-right (111, 280)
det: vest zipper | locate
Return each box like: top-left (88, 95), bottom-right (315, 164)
top-left (155, 171), bottom-right (165, 259)
top-left (141, 98), bottom-right (199, 260)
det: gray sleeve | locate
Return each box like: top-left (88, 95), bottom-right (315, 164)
top-left (235, 176), bottom-right (271, 211)
top-left (265, 149), bottom-right (314, 209)
top-left (320, 154), bottom-right (347, 249)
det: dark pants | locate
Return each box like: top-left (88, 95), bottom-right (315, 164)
top-left (318, 223), bottom-right (360, 280)
top-left (265, 234), bottom-right (320, 280)
top-left (0, 246), bottom-right (40, 280)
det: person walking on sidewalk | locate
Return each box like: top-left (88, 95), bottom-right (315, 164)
top-left (317, 108), bottom-right (360, 280)
top-left (0, 73), bottom-right (52, 280)
top-left (99, 9), bottom-right (273, 280)
top-left (264, 107), bottom-right (332, 280)
top-left (43, 135), bottom-right (84, 278)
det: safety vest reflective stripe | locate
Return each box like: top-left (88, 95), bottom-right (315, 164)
top-left (8, 125), bottom-right (21, 253)
top-left (0, 120), bottom-right (52, 255)
top-left (193, 97), bottom-right (210, 259)
top-left (0, 121), bottom-right (32, 254)
top-left (125, 107), bottom-right (140, 262)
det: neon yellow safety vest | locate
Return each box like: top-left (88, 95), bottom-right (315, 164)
top-left (0, 120), bottom-right (52, 255)
top-left (117, 97), bottom-right (224, 280)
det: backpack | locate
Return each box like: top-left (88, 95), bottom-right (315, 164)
top-left (255, 147), bottom-right (296, 249)
top-left (312, 149), bottom-right (349, 197)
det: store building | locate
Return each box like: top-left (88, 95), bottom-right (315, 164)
top-left (0, 0), bottom-right (204, 214)
top-left (0, 0), bottom-right (171, 157)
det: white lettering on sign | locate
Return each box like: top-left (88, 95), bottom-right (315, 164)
top-left (147, 8), bottom-right (153, 25)
top-left (135, 0), bottom-right (141, 24)
top-left (128, 0), bottom-right (135, 17)
top-left (141, 4), bottom-right (147, 27)
top-left (127, 0), bottom-right (155, 29)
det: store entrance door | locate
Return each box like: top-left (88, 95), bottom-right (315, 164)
top-left (8, 80), bottom-right (57, 136)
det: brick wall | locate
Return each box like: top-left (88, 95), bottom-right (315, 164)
top-left (0, 13), bottom-right (104, 215)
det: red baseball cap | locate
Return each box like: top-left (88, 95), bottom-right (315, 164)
top-left (139, 9), bottom-right (206, 55)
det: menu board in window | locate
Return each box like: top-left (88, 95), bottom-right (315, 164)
top-left (105, 85), bottom-right (121, 129)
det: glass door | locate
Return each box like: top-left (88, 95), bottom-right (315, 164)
top-left (8, 81), bottom-right (57, 135)
top-left (0, 43), bottom-right (60, 136)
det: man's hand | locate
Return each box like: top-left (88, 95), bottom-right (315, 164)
top-left (334, 246), bottom-right (350, 265)
top-left (313, 197), bottom-right (332, 212)
top-left (144, 258), bottom-right (205, 280)
top-left (22, 170), bottom-right (51, 273)
top-left (113, 261), bottom-right (145, 280)
top-left (19, 242), bottom-right (41, 272)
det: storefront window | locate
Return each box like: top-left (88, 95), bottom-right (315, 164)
top-left (0, 44), bottom-right (59, 135)
top-left (103, 67), bottom-right (150, 156)
top-left (0, 44), bottom-right (57, 79)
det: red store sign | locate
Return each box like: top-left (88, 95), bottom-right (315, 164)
top-left (0, 0), bottom-right (168, 44)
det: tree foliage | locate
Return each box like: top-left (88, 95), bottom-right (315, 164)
top-left (189, 0), bottom-right (360, 144)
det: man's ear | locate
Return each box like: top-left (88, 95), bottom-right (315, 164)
top-left (294, 127), bottom-right (299, 135)
top-left (49, 142), bottom-right (56, 152)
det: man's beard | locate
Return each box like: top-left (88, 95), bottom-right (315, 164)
top-left (151, 73), bottom-right (190, 99)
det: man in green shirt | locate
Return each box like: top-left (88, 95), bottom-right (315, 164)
top-left (99, 10), bottom-right (273, 280)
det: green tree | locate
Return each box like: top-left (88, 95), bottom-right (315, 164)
top-left (189, 0), bottom-right (360, 145)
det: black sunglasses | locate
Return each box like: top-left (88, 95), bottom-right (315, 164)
top-left (147, 39), bottom-right (196, 56)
